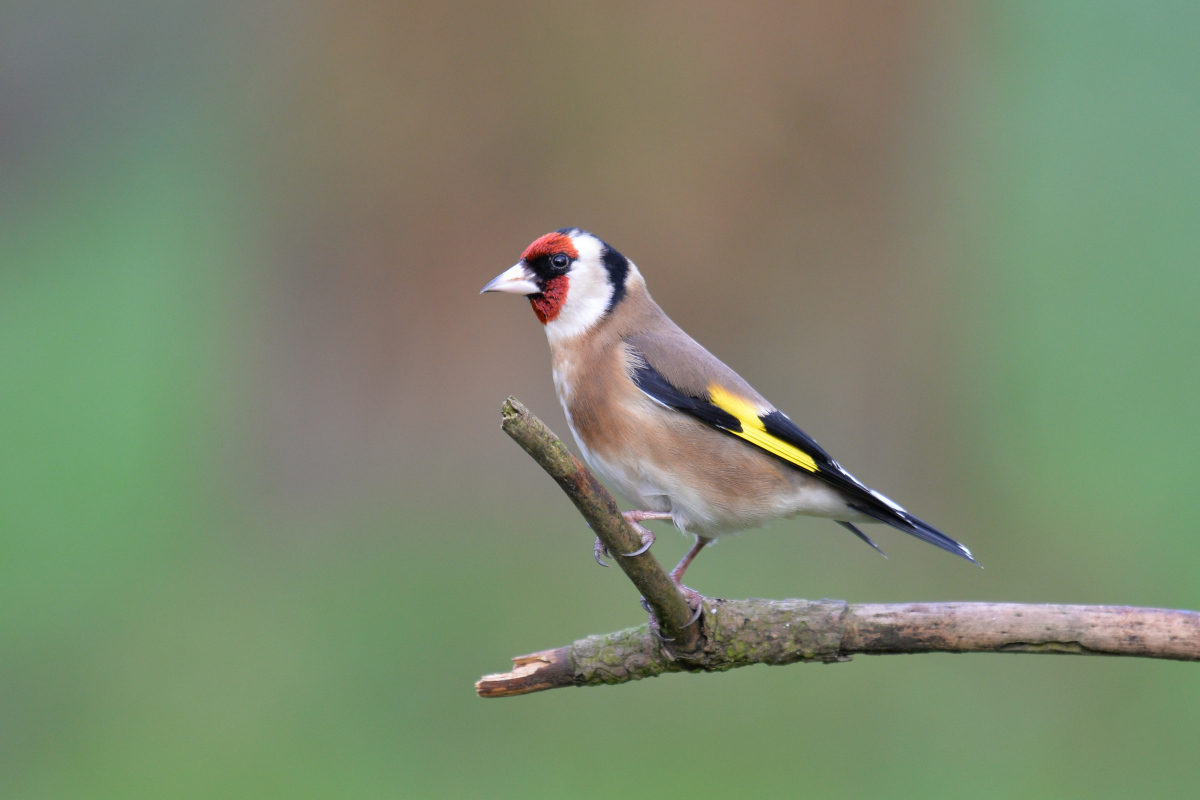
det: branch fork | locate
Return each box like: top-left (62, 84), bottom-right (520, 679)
top-left (477, 397), bottom-right (1200, 697)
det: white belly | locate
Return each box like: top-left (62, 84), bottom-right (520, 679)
top-left (563, 404), bottom-right (865, 538)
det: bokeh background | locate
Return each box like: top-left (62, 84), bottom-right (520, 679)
top-left (3, 1), bottom-right (1199, 797)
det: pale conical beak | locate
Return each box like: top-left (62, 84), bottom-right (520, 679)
top-left (480, 263), bottom-right (540, 295)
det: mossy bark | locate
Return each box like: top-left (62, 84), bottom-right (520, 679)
top-left (479, 599), bottom-right (1200, 696)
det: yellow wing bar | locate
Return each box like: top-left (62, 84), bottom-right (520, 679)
top-left (707, 384), bottom-right (819, 473)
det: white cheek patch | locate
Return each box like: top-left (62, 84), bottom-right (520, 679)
top-left (544, 235), bottom-right (614, 346)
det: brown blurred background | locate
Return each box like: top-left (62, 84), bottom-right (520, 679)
top-left (251, 2), bottom-right (970, 510)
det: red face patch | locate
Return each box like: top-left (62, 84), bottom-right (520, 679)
top-left (521, 231), bottom-right (579, 262)
top-left (529, 275), bottom-right (568, 323)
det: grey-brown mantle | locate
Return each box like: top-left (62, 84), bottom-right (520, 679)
top-left (477, 398), bottom-right (1200, 698)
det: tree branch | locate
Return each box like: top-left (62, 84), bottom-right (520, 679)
top-left (500, 397), bottom-right (700, 650)
top-left (478, 398), bottom-right (1200, 698)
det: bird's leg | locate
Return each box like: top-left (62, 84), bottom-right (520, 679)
top-left (620, 510), bottom-right (670, 556)
top-left (640, 536), bottom-right (711, 639)
top-left (669, 535), bottom-right (710, 585)
top-left (593, 537), bottom-right (611, 567)
top-left (667, 536), bottom-right (712, 628)
top-left (593, 510), bottom-right (671, 566)
top-left (624, 510), bottom-right (674, 525)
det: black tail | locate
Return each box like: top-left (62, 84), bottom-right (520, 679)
top-left (848, 503), bottom-right (979, 566)
top-left (837, 521), bottom-right (887, 558)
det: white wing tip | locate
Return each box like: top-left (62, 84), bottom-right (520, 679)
top-left (868, 488), bottom-right (907, 513)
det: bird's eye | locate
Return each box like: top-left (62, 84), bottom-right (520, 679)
top-left (550, 253), bottom-right (570, 271)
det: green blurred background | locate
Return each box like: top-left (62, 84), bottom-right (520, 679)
top-left (2, 1), bottom-right (1198, 797)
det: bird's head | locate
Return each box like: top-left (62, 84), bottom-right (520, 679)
top-left (481, 229), bottom-right (638, 342)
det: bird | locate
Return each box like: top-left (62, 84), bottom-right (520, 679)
top-left (482, 228), bottom-right (976, 625)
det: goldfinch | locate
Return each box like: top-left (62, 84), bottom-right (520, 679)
top-left (483, 229), bottom-right (976, 615)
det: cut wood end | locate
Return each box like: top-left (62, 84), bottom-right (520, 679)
top-left (476, 648), bottom-right (572, 698)
top-left (500, 396), bottom-right (528, 425)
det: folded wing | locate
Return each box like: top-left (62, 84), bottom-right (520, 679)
top-left (629, 355), bottom-right (976, 564)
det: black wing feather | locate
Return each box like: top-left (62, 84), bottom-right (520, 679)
top-left (631, 362), bottom-right (743, 431)
top-left (631, 361), bottom-right (977, 564)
